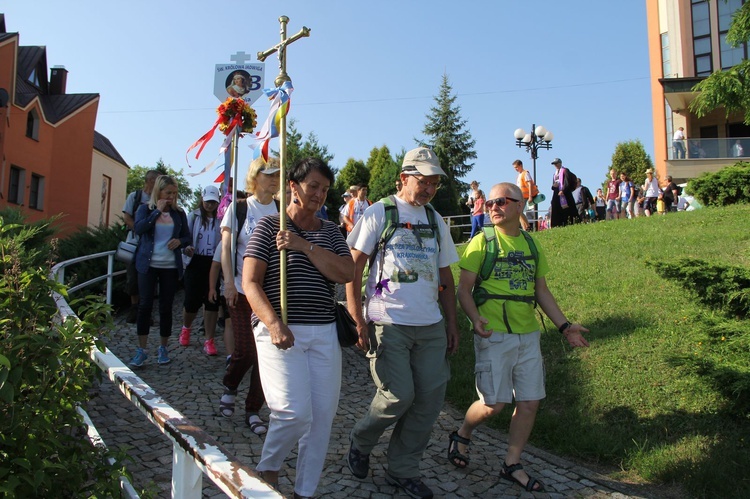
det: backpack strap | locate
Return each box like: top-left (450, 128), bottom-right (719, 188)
top-left (478, 226), bottom-right (497, 282)
top-left (367, 196), bottom-right (443, 294)
top-left (472, 229), bottom-right (540, 322)
top-left (233, 200), bottom-right (248, 275)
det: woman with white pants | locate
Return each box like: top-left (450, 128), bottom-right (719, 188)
top-left (243, 157), bottom-right (354, 498)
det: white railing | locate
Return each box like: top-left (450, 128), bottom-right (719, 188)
top-left (443, 210), bottom-right (550, 240)
top-left (51, 250), bottom-right (279, 499)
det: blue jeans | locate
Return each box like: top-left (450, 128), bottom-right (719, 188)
top-left (137, 267), bottom-right (179, 337)
top-left (470, 214), bottom-right (485, 239)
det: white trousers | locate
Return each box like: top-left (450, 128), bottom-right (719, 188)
top-left (253, 321), bottom-right (342, 497)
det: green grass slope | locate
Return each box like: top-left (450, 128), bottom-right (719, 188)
top-left (446, 205), bottom-right (750, 498)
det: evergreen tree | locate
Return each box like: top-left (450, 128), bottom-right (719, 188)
top-left (609, 140), bottom-right (655, 188)
top-left (281, 118), bottom-right (306, 169)
top-left (276, 118), bottom-right (334, 169)
top-left (335, 158), bottom-right (369, 193)
top-left (366, 145), bottom-right (400, 202)
top-left (420, 73), bottom-right (476, 216)
top-left (690, 3), bottom-right (750, 123)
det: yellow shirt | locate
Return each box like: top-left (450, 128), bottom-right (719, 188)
top-left (459, 229), bottom-right (549, 334)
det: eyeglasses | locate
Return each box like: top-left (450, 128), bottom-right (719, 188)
top-left (414, 177), bottom-right (441, 189)
top-left (485, 197), bottom-right (520, 209)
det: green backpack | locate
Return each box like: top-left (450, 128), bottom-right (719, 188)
top-left (472, 226), bottom-right (539, 332)
top-left (364, 195), bottom-right (442, 294)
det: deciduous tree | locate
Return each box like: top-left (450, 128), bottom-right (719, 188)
top-left (609, 139), bottom-right (655, 188)
top-left (690, 3), bottom-right (750, 123)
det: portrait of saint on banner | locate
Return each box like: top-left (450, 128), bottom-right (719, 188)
top-left (214, 63), bottom-right (264, 105)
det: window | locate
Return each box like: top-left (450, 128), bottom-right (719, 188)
top-left (661, 33), bottom-right (671, 77)
top-left (8, 166), bottom-right (25, 205)
top-left (719, 0), bottom-right (747, 70)
top-left (29, 174), bottom-right (45, 210)
top-left (692, 0), bottom-right (713, 76)
top-left (28, 67), bottom-right (38, 86)
top-left (26, 108), bottom-right (39, 140)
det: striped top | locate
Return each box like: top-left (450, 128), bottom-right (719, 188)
top-left (245, 214), bottom-right (351, 325)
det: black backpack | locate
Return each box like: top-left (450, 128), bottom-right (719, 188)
top-left (563, 168), bottom-right (577, 191)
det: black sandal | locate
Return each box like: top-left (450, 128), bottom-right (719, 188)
top-left (500, 462), bottom-right (544, 492)
top-left (447, 430), bottom-right (471, 468)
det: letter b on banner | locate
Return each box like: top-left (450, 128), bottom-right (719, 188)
top-left (214, 63), bottom-right (265, 105)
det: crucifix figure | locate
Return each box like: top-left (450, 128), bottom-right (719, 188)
top-left (257, 16), bottom-right (311, 87)
top-left (257, 15), bottom-right (310, 323)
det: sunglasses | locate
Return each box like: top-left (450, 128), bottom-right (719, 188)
top-left (485, 197), bottom-right (520, 209)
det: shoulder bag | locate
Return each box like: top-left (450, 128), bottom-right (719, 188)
top-left (335, 301), bottom-right (358, 347)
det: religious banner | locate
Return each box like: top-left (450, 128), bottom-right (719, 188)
top-left (214, 59), bottom-right (265, 105)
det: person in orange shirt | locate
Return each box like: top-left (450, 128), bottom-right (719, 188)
top-left (513, 160), bottom-right (538, 231)
top-left (342, 184), bottom-right (372, 233)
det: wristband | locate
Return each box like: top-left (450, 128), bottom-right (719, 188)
top-left (558, 321), bottom-right (572, 334)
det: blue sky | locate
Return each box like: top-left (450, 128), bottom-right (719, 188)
top-left (6, 1), bottom-right (653, 208)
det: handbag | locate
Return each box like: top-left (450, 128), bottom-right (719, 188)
top-left (115, 240), bottom-right (138, 264)
top-left (334, 301), bottom-right (358, 347)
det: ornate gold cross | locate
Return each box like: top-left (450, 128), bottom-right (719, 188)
top-left (257, 16), bottom-right (310, 323)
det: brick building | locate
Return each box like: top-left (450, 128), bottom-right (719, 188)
top-left (0, 13), bottom-right (128, 236)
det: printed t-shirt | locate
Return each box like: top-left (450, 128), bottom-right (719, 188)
top-left (619, 181), bottom-right (632, 203)
top-left (459, 228), bottom-right (549, 334)
top-left (607, 179), bottom-right (621, 200)
top-left (347, 196), bottom-right (458, 326)
top-left (220, 197), bottom-right (277, 294)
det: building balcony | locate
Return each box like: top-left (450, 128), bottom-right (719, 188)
top-left (666, 137), bottom-right (748, 183)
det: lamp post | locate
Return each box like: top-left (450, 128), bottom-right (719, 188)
top-left (514, 124), bottom-right (553, 230)
top-left (513, 124), bottom-right (554, 186)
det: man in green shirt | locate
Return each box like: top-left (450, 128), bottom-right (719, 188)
top-left (449, 182), bottom-right (589, 493)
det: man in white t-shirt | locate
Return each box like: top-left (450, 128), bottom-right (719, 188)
top-left (673, 127), bottom-right (686, 159)
top-left (345, 147), bottom-right (459, 499)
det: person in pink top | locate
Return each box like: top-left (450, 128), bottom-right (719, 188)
top-left (470, 189), bottom-right (486, 238)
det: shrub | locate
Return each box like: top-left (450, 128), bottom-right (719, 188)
top-left (0, 213), bottom-right (128, 496)
top-left (648, 258), bottom-right (750, 318)
top-left (689, 161), bottom-right (750, 206)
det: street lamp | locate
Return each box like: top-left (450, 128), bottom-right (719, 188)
top-left (513, 124), bottom-right (554, 186)
top-left (514, 124), bottom-right (553, 230)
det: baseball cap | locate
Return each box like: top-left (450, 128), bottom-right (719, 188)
top-left (260, 163), bottom-right (280, 174)
top-left (551, 158), bottom-right (562, 165)
top-left (402, 147), bottom-right (447, 176)
top-left (202, 185), bottom-right (221, 203)
top-left (342, 192), bottom-right (352, 199)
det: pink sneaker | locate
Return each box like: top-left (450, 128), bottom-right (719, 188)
top-left (179, 326), bottom-right (190, 346)
top-left (204, 338), bottom-right (218, 356)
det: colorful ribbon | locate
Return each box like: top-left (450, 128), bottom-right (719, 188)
top-left (251, 81), bottom-right (293, 161)
top-left (185, 99), bottom-right (249, 173)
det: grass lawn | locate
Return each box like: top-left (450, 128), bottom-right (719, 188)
top-left (445, 204), bottom-right (750, 498)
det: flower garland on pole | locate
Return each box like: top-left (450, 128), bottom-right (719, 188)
top-left (185, 98), bottom-right (258, 176)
